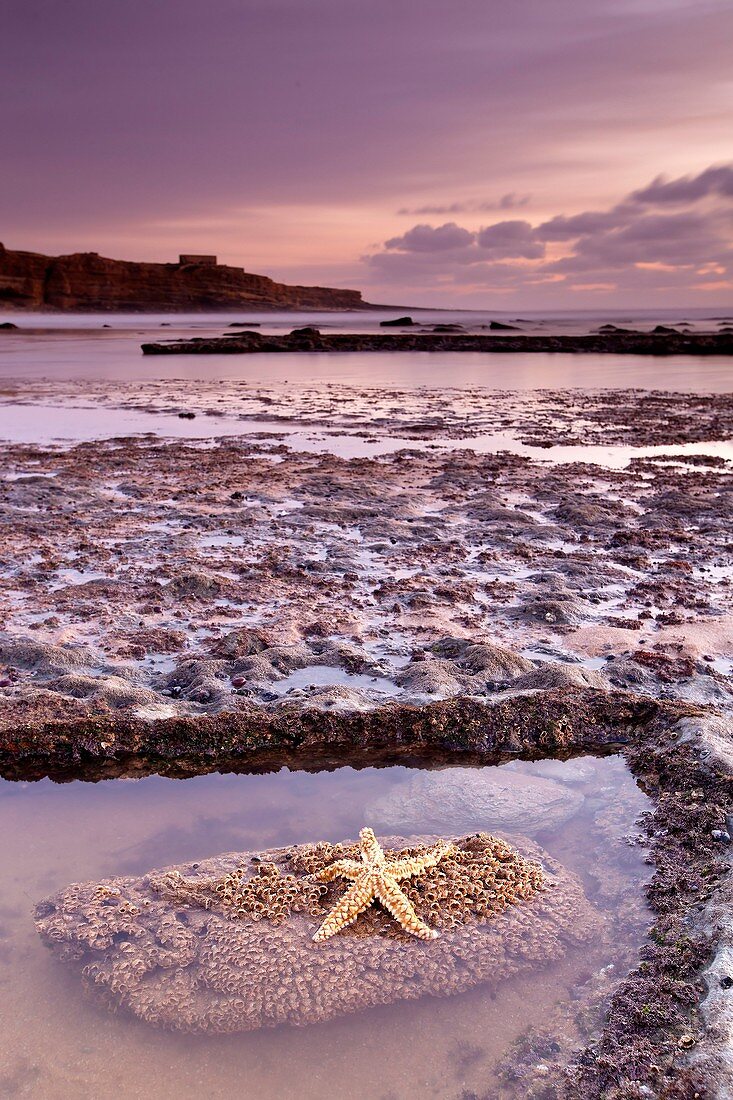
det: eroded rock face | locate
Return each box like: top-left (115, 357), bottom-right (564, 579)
top-left (367, 769), bottom-right (584, 835)
top-left (0, 244), bottom-right (366, 311)
top-left (35, 833), bottom-right (601, 1034)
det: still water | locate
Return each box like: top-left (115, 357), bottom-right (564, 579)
top-left (0, 311), bottom-right (731, 390)
top-left (0, 756), bottom-right (650, 1099)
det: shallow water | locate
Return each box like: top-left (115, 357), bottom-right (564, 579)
top-left (270, 663), bottom-right (402, 696)
top-left (0, 311), bottom-right (732, 391)
top-left (0, 756), bottom-right (650, 1099)
top-left (1, 401), bottom-right (731, 472)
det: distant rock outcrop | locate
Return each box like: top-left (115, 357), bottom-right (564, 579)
top-left (0, 242), bottom-right (369, 312)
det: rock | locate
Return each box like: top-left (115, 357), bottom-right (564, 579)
top-left (48, 673), bottom-right (163, 711)
top-left (177, 411), bottom-right (196, 419)
top-left (232, 643), bottom-right (315, 683)
top-left (652, 325), bottom-right (678, 335)
top-left (290, 326), bottom-right (321, 337)
top-left (489, 321), bottom-right (519, 330)
top-left (0, 636), bottom-right (96, 675)
top-left (163, 659), bottom-right (232, 709)
top-left (429, 638), bottom-right (533, 682)
top-left (380, 316), bottom-right (414, 327)
top-left (0, 245), bottom-right (368, 311)
top-left (35, 832), bottom-right (601, 1034)
top-left (516, 593), bottom-right (586, 626)
top-left (0, 321), bottom-right (18, 329)
top-left (276, 683), bottom-right (376, 711)
top-left (396, 658), bottom-right (471, 696)
top-left (210, 628), bottom-right (271, 659)
top-left (367, 768), bottom-right (584, 835)
top-left (510, 663), bottom-right (607, 691)
top-left (167, 571), bottom-right (222, 598)
top-left (142, 330), bottom-right (733, 356)
top-left (555, 498), bottom-right (630, 528)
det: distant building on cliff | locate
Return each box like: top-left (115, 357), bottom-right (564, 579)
top-left (178, 254), bottom-right (218, 266)
top-left (0, 243), bottom-right (367, 310)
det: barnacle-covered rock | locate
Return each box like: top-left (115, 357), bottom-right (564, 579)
top-left (35, 832), bottom-right (603, 1034)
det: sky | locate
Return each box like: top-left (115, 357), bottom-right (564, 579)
top-left (2, 0), bottom-right (732, 308)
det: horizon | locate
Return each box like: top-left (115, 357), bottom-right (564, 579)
top-left (3, 0), bottom-right (732, 310)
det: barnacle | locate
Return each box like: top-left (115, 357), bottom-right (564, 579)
top-left (33, 831), bottom-right (601, 1035)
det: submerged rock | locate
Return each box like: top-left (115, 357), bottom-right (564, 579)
top-left (367, 769), bottom-right (583, 835)
top-left (35, 832), bottom-right (601, 1034)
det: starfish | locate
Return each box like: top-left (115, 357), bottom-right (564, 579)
top-left (312, 827), bottom-right (456, 943)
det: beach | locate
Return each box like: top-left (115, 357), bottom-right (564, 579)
top-left (0, 314), bottom-right (731, 1096)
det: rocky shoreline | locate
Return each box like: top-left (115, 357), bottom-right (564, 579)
top-left (1, 378), bottom-right (732, 1096)
top-left (142, 328), bottom-right (733, 355)
top-left (0, 688), bottom-right (668, 782)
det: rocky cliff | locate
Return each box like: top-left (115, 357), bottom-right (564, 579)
top-left (0, 243), bottom-right (369, 312)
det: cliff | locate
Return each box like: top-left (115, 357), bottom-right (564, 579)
top-left (0, 243), bottom-right (369, 312)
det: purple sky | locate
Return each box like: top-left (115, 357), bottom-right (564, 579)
top-left (2, 0), bottom-right (732, 307)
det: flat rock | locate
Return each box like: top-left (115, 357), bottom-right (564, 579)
top-left (35, 832), bottom-right (601, 1034)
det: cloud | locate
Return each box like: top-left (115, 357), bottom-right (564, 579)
top-left (477, 220), bottom-right (545, 259)
top-left (380, 218), bottom-right (547, 261)
top-left (397, 193), bottom-right (531, 216)
top-left (365, 162), bottom-right (733, 303)
top-left (630, 164), bottom-right (733, 205)
top-left (535, 209), bottom-right (630, 241)
top-left (384, 222), bottom-right (475, 252)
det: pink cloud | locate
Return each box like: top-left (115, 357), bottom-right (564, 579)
top-left (365, 163), bottom-right (733, 303)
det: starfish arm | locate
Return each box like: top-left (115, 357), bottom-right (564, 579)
top-left (312, 859), bottom-right (362, 883)
top-left (377, 875), bottom-right (439, 941)
top-left (312, 875), bottom-right (377, 941)
top-left (388, 842), bottom-right (457, 880)
top-left (358, 827), bottom-right (384, 864)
